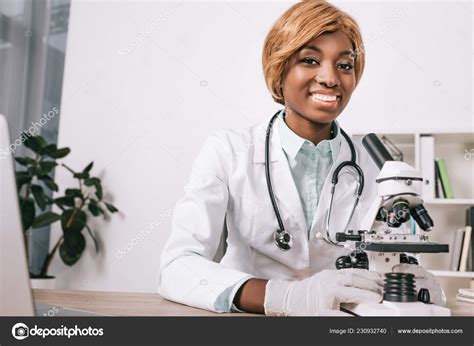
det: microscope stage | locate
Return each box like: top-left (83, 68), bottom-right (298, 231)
top-left (355, 242), bottom-right (449, 253)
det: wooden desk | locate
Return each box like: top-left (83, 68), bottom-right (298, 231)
top-left (33, 289), bottom-right (258, 316)
top-left (33, 289), bottom-right (473, 316)
top-left (443, 298), bottom-right (474, 316)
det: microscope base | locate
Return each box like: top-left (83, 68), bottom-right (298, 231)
top-left (341, 301), bottom-right (451, 316)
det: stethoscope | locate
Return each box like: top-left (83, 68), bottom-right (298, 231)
top-left (265, 110), bottom-right (365, 251)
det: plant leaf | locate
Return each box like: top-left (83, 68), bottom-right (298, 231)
top-left (95, 185), bottom-right (102, 200)
top-left (32, 211), bottom-right (61, 228)
top-left (42, 145), bottom-right (70, 159)
top-left (85, 225), bottom-right (99, 253)
top-left (61, 208), bottom-right (87, 233)
top-left (35, 135), bottom-right (48, 148)
top-left (59, 232), bottom-right (85, 266)
top-left (88, 199), bottom-right (101, 216)
top-left (85, 177), bottom-right (102, 200)
top-left (52, 147), bottom-right (70, 159)
top-left (83, 162), bottom-right (94, 174)
top-left (39, 161), bottom-right (57, 174)
top-left (38, 175), bottom-right (59, 192)
top-left (65, 188), bottom-right (82, 199)
top-left (19, 197), bottom-right (35, 231)
top-left (15, 171), bottom-right (32, 190)
top-left (54, 197), bottom-right (75, 208)
top-left (27, 166), bottom-right (38, 175)
top-left (74, 172), bottom-right (89, 179)
top-left (105, 202), bottom-right (118, 213)
top-left (31, 184), bottom-right (47, 210)
top-left (41, 144), bottom-right (57, 157)
top-left (84, 177), bottom-right (95, 186)
top-left (15, 157), bottom-right (36, 166)
top-left (23, 134), bottom-right (47, 154)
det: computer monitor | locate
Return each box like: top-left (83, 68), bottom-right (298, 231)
top-left (0, 114), bottom-right (35, 315)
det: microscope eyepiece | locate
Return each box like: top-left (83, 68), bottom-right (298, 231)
top-left (410, 204), bottom-right (434, 232)
top-left (362, 133), bottom-right (395, 169)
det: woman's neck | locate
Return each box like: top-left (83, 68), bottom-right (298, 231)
top-left (284, 110), bottom-right (333, 146)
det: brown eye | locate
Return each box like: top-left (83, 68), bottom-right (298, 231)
top-left (301, 58), bottom-right (319, 65)
top-left (338, 63), bottom-right (353, 71)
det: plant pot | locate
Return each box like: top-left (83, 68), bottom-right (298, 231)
top-left (30, 275), bottom-right (56, 289)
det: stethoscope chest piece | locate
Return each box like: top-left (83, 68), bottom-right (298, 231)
top-left (274, 229), bottom-right (292, 251)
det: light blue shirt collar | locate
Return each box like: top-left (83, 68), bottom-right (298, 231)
top-left (277, 111), bottom-right (341, 161)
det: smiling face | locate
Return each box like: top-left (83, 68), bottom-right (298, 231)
top-left (281, 30), bottom-right (357, 125)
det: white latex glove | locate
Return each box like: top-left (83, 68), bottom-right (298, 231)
top-left (264, 269), bottom-right (384, 316)
top-left (392, 263), bottom-right (447, 306)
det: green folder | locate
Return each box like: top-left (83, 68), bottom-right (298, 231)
top-left (436, 158), bottom-right (454, 199)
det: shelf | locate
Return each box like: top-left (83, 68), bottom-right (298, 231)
top-left (424, 198), bottom-right (474, 205)
top-left (431, 133), bottom-right (474, 145)
top-left (428, 270), bottom-right (474, 278)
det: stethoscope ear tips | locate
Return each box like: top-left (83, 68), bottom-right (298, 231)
top-left (274, 229), bottom-right (292, 251)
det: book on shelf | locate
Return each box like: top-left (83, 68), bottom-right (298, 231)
top-left (456, 295), bottom-right (474, 304)
top-left (459, 226), bottom-right (472, 271)
top-left (434, 160), bottom-right (441, 198)
top-left (450, 228), bottom-right (465, 271)
top-left (467, 245), bottom-right (472, 272)
top-left (435, 158), bottom-right (454, 199)
top-left (467, 207), bottom-right (474, 272)
top-left (458, 288), bottom-right (474, 297)
top-left (451, 207), bottom-right (474, 272)
top-left (456, 288), bottom-right (474, 304)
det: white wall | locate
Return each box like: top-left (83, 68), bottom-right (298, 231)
top-left (50, 0), bottom-right (473, 292)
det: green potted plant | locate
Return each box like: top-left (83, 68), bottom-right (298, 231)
top-left (15, 133), bottom-right (118, 288)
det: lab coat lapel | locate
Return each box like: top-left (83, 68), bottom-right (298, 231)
top-left (253, 119), bottom-right (307, 235)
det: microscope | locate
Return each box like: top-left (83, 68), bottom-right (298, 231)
top-left (336, 134), bottom-right (450, 316)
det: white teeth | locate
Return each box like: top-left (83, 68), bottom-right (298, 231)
top-left (311, 93), bottom-right (338, 102)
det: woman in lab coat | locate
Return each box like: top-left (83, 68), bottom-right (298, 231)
top-left (158, 1), bottom-right (444, 315)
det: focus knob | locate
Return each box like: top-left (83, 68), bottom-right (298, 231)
top-left (418, 288), bottom-right (431, 304)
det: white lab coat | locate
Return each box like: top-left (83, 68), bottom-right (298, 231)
top-left (158, 116), bottom-right (381, 312)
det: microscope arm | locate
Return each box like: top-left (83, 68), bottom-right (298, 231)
top-left (359, 196), bottom-right (382, 232)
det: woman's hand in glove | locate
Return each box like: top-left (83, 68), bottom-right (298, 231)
top-left (264, 268), bottom-right (384, 316)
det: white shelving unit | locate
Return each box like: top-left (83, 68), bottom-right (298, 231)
top-left (429, 270), bottom-right (474, 279)
top-left (353, 131), bottom-right (474, 297)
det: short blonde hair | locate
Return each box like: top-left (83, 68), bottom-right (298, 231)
top-left (262, 0), bottom-right (365, 105)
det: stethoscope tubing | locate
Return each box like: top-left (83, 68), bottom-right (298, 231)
top-left (265, 110), bottom-right (365, 250)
